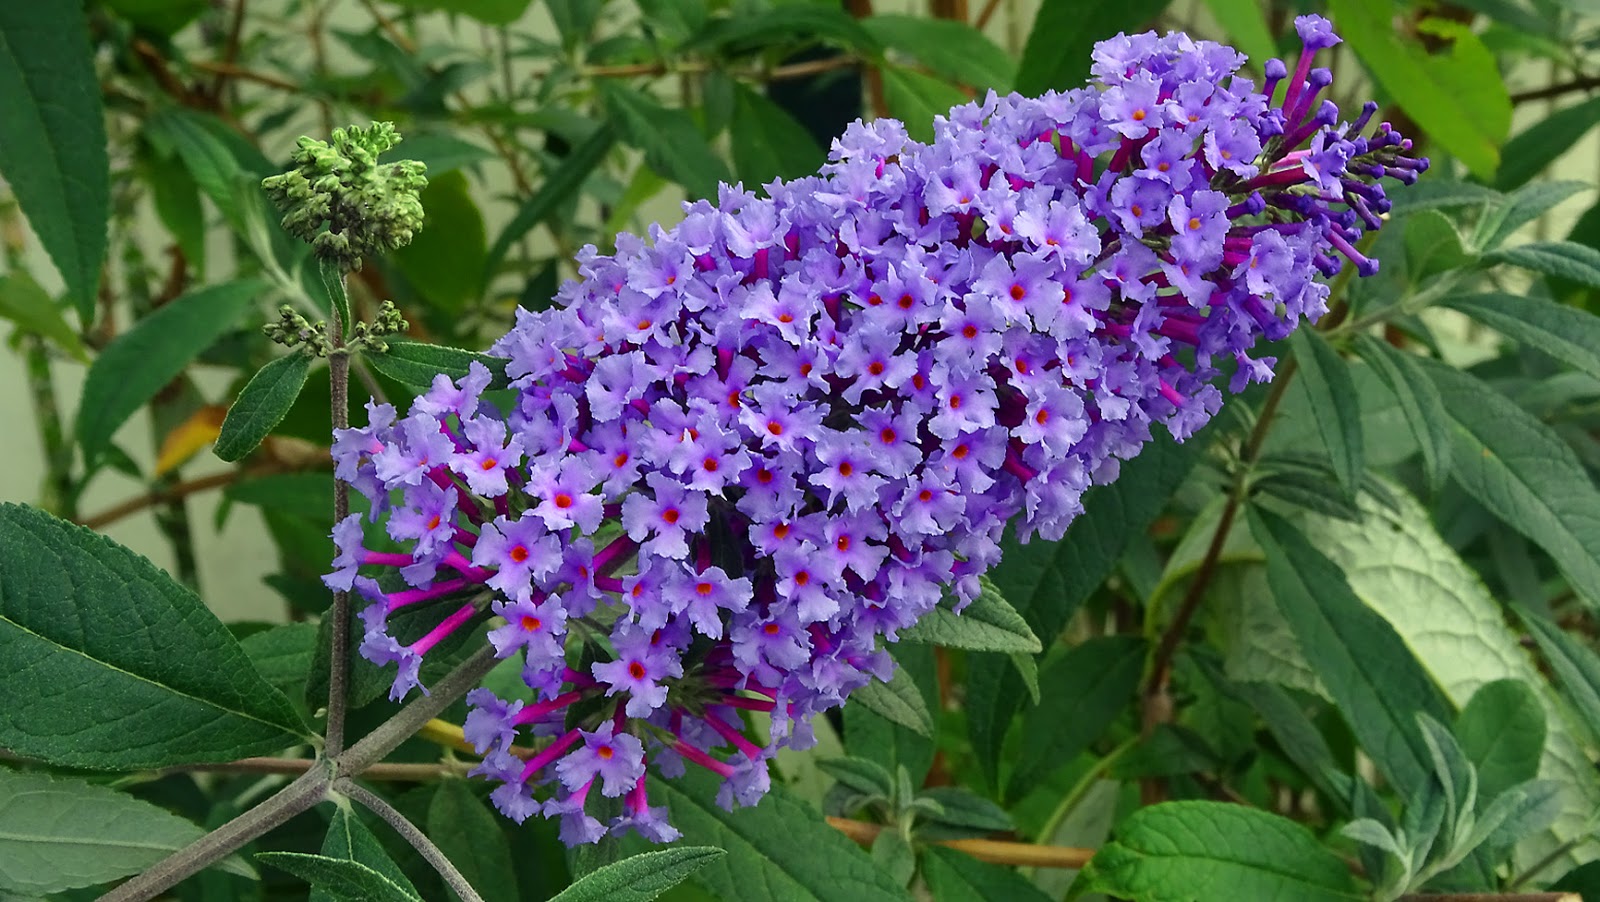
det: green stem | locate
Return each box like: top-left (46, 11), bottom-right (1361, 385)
top-left (341, 780), bottom-right (485, 902)
top-left (323, 258), bottom-right (354, 758)
top-left (1032, 734), bottom-right (1138, 859)
top-left (24, 337), bottom-right (76, 519)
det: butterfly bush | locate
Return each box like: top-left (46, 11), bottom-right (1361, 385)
top-left (326, 16), bottom-right (1423, 844)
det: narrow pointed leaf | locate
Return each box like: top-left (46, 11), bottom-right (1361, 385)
top-left (484, 123), bottom-right (613, 289)
top-left (256, 853), bottom-right (420, 902)
top-left (0, 771), bottom-right (253, 896)
top-left (1352, 336), bottom-right (1451, 492)
top-left (362, 340), bottom-right (508, 395)
top-left (1014, 0), bottom-right (1171, 94)
top-left (215, 353), bottom-right (313, 462)
top-left (0, 272), bottom-right (88, 361)
top-left (1288, 330), bottom-right (1363, 499)
top-left (427, 780), bottom-right (519, 902)
top-left (861, 15), bottom-right (1015, 90)
top-left (0, 3), bottom-right (108, 321)
top-left (76, 279), bottom-right (264, 466)
top-left (600, 83), bottom-right (729, 200)
top-left (313, 806), bottom-right (418, 902)
top-left (1006, 636), bottom-right (1144, 802)
top-left (550, 847), bottom-right (723, 902)
top-left (1495, 96), bottom-right (1600, 191)
top-left (1486, 241), bottom-right (1600, 290)
top-left (730, 83), bottom-right (824, 185)
top-left (852, 664), bottom-right (933, 738)
top-left (1445, 293), bottom-right (1600, 383)
top-left (898, 576), bottom-right (1041, 653)
top-left (1514, 605), bottom-right (1600, 746)
top-left (0, 503), bottom-right (308, 767)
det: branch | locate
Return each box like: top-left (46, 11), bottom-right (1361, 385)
top-left (78, 466), bottom-right (293, 530)
top-left (1510, 75), bottom-right (1600, 104)
top-left (164, 756), bottom-right (473, 781)
top-left (341, 780), bottom-right (485, 902)
top-left (826, 817), bottom-right (1094, 869)
top-left (325, 264), bottom-right (354, 758)
top-left (337, 644), bottom-right (503, 775)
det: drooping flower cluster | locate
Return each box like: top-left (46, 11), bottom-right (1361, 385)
top-left (326, 17), bottom-right (1422, 843)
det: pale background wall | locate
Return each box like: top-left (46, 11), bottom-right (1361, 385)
top-left (0, 0), bottom-right (1593, 624)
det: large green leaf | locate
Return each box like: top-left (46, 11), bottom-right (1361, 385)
top-left (0, 771), bottom-right (253, 895)
top-left (1078, 801), bottom-right (1361, 901)
top-left (483, 123), bottom-right (614, 289)
top-left (1250, 507), bottom-right (1453, 801)
top-left (392, 171), bottom-right (486, 314)
top-left (844, 644), bottom-right (937, 785)
top-left (361, 340), bottom-right (508, 396)
top-left (1289, 330), bottom-right (1363, 499)
top-left (600, 83), bottom-right (729, 201)
top-left (1423, 360), bottom-right (1600, 607)
top-left (550, 847), bottom-right (723, 902)
top-left (427, 780), bottom-right (519, 902)
top-left (656, 770), bottom-right (913, 902)
top-left (1329, 0), bottom-right (1510, 179)
top-left (0, 271), bottom-right (88, 361)
top-left (1495, 96), bottom-right (1600, 191)
top-left (76, 279), bottom-right (264, 466)
top-left (215, 352), bottom-right (313, 462)
top-left (0, 504), bottom-right (307, 767)
top-left (861, 15), bottom-right (1015, 90)
top-left (1352, 336), bottom-right (1451, 492)
top-left (1516, 605), bottom-right (1600, 746)
top-left (898, 576), bottom-right (1040, 654)
top-left (1457, 679), bottom-right (1545, 803)
top-left (1013, 0), bottom-right (1171, 95)
top-left (920, 847), bottom-right (1052, 902)
top-left (0, 2), bottom-right (108, 321)
top-left (257, 853), bottom-right (420, 902)
top-left (1006, 636), bottom-right (1144, 802)
top-left (850, 662), bottom-right (933, 739)
top-left (878, 65), bottom-right (967, 144)
top-left (1487, 241), bottom-right (1600, 290)
top-left (1445, 293), bottom-right (1600, 382)
top-left (730, 84), bottom-right (825, 186)
top-left (312, 806), bottom-right (417, 902)
top-left (1472, 181), bottom-right (1591, 253)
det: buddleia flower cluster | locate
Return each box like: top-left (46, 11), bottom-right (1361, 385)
top-left (326, 16), bottom-right (1423, 844)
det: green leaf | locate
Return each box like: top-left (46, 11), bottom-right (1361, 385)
top-left (1423, 360), bottom-right (1600, 607)
top-left (730, 84), bottom-right (824, 185)
top-left (1445, 292), bottom-right (1600, 382)
top-left (1006, 636), bottom-right (1145, 802)
top-left (0, 271), bottom-right (88, 361)
top-left (551, 847), bottom-right (723, 902)
top-left (215, 352), bottom-right (313, 462)
top-left (103, 0), bottom-right (207, 34)
top-left (914, 787), bottom-right (1013, 836)
top-left (0, 2), bottom-right (108, 321)
top-left (655, 770), bottom-right (913, 902)
top-left (484, 123), bottom-right (615, 288)
top-left (899, 576), bottom-right (1041, 654)
top-left (1328, 0), bottom-right (1510, 179)
top-left (1198, 0), bottom-right (1276, 69)
top-left (861, 15), bottom-right (1015, 90)
top-left (141, 144), bottom-right (208, 276)
top-left (1014, 0), bottom-right (1170, 95)
top-left (851, 665), bottom-right (934, 739)
top-left (1288, 330), bottom-right (1363, 500)
top-left (392, 171), bottom-right (486, 314)
top-left (844, 645), bottom-right (937, 784)
top-left (921, 847), bottom-right (1052, 902)
top-left (76, 279), bottom-right (264, 466)
top-left (427, 780), bottom-right (519, 902)
top-left (1486, 241), bottom-right (1600, 290)
top-left (1351, 336), bottom-right (1452, 492)
top-left (383, 0), bottom-right (531, 25)
top-left (381, 133), bottom-right (496, 176)
top-left (1078, 801), bottom-right (1361, 901)
top-left (600, 83), bottom-right (730, 200)
top-left (1495, 96), bottom-right (1600, 191)
top-left (1249, 507), bottom-right (1453, 800)
top-left (1514, 606), bottom-right (1600, 746)
top-left (361, 340), bottom-right (508, 395)
top-left (257, 852), bottom-right (420, 902)
top-left (878, 65), bottom-right (967, 144)
top-left (1403, 209), bottom-right (1472, 284)
top-left (0, 771), bottom-right (253, 895)
top-left (0, 503), bottom-right (307, 767)
top-left (1456, 679), bottom-right (1545, 803)
top-left (871, 831), bottom-right (915, 888)
top-left (1473, 181), bottom-right (1590, 252)
top-left (240, 622), bottom-right (318, 707)
top-left (314, 806), bottom-right (417, 902)
top-left (817, 756), bottom-right (895, 800)
top-left (684, 7), bottom-right (878, 56)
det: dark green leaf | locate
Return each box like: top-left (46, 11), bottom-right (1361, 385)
top-left (1552, 859), bottom-right (1600, 896)
top-left (1423, 360), bottom-right (1600, 607)
top-left (861, 15), bottom-right (1014, 90)
top-left (1222, 678), bottom-right (1348, 808)
top-left (215, 353), bottom-right (313, 462)
top-left (225, 472), bottom-right (356, 522)
top-left (1289, 318), bottom-right (1362, 500)
top-left (922, 847), bottom-right (1053, 902)
top-left (1006, 636), bottom-right (1144, 802)
top-left (914, 787), bottom-right (1013, 836)
top-left (1513, 605), bottom-right (1600, 747)
top-left (1250, 507), bottom-right (1453, 800)
top-left (0, 771), bottom-right (252, 895)
top-left (361, 340), bottom-right (508, 395)
top-left (146, 108), bottom-right (275, 232)
top-left (383, 0), bottom-right (531, 25)
top-left (816, 757), bottom-right (894, 799)
top-left (844, 645), bottom-right (937, 785)
top-left (1456, 679), bottom-right (1545, 803)
top-left (551, 847), bottom-right (722, 902)
top-left (600, 83), bottom-right (730, 200)
top-left (969, 432), bottom-right (1197, 784)
top-left (1079, 801), bottom-right (1360, 901)
top-left (730, 84), bottom-right (825, 185)
top-left (1495, 96), bottom-right (1600, 191)
top-left (257, 852), bottom-right (420, 902)
top-left (898, 576), bottom-right (1041, 654)
top-left (483, 123), bottom-right (615, 287)
top-left (76, 279), bottom-right (263, 466)
top-left (381, 133), bottom-right (496, 176)
top-left (0, 2), bottom-right (108, 321)
top-left (428, 780), bottom-right (519, 902)
top-left (314, 806), bottom-right (417, 902)
top-left (1473, 181), bottom-right (1591, 252)
top-left (1388, 179), bottom-right (1498, 216)
top-left (655, 770), bottom-right (912, 902)
top-left (1486, 241), bottom-right (1600, 290)
top-left (871, 831), bottom-right (915, 888)
top-left (1352, 336), bottom-right (1452, 492)
top-left (393, 171), bottom-right (486, 314)
top-left (1329, 0), bottom-right (1509, 179)
top-left (0, 271), bottom-right (88, 361)
top-left (141, 144), bottom-right (208, 276)
top-left (684, 7), bottom-right (878, 55)
top-left (1446, 292), bottom-right (1600, 382)
top-left (1403, 209), bottom-right (1471, 284)
top-left (240, 622), bottom-right (318, 709)
top-left (1013, 0), bottom-right (1170, 95)
top-left (0, 503), bottom-right (307, 767)
top-left (103, 0), bottom-right (208, 33)
top-left (878, 65), bottom-right (967, 144)
top-left (1251, 470), bottom-right (1364, 522)
top-left (851, 665), bottom-right (933, 738)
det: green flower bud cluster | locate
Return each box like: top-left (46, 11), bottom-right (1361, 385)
top-left (265, 300), bottom-right (409, 356)
top-left (261, 122), bottom-right (428, 272)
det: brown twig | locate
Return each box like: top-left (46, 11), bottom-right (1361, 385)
top-left (206, 0), bottom-right (249, 102)
top-left (77, 466), bottom-right (293, 531)
top-left (165, 756), bottom-right (469, 781)
top-left (191, 59), bottom-right (299, 92)
top-left (1509, 74), bottom-right (1600, 104)
top-left (827, 817), bottom-right (1095, 868)
top-left (973, 0), bottom-right (1004, 30)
